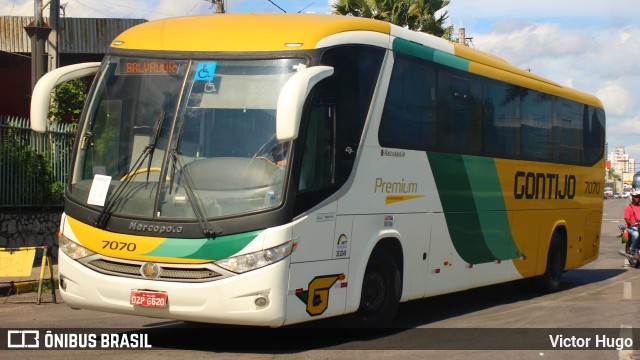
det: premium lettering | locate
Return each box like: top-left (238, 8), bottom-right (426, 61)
top-left (374, 177), bottom-right (418, 194)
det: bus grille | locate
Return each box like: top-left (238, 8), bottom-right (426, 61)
top-left (85, 259), bottom-right (223, 282)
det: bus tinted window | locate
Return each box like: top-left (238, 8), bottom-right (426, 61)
top-left (437, 71), bottom-right (482, 154)
top-left (379, 50), bottom-right (605, 166)
top-left (379, 53), bottom-right (436, 150)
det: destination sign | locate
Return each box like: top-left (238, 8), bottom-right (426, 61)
top-left (118, 60), bottom-right (180, 75)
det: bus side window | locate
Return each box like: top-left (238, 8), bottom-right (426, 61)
top-left (298, 105), bottom-right (336, 192)
top-left (437, 73), bottom-right (481, 153)
top-left (379, 53), bottom-right (436, 150)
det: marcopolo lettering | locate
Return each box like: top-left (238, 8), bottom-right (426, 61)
top-left (129, 221), bottom-right (183, 234)
top-left (514, 171), bottom-right (576, 200)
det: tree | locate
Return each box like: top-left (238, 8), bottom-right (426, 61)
top-left (48, 78), bottom-right (88, 124)
top-left (332, 0), bottom-right (452, 38)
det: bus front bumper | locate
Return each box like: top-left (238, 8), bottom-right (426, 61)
top-left (57, 251), bottom-right (290, 327)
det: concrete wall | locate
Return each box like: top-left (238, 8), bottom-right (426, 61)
top-left (0, 207), bottom-right (62, 262)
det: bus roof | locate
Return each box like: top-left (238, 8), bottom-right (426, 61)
top-left (110, 13), bottom-right (603, 109)
top-left (110, 13), bottom-right (390, 52)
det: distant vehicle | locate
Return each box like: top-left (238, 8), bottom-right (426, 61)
top-left (614, 192), bottom-right (622, 198)
top-left (623, 191), bottom-right (631, 198)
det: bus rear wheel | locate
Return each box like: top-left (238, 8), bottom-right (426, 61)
top-left (534, 232), bottom-right (566, 293)
top-left (344, 249), bottom-right (401, 328)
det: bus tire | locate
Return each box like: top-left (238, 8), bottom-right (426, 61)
top-left (344, 248), bottom-right (401, 328)
top-left (534, 232), bottom-right (566, 293)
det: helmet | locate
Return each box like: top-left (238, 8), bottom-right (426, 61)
top-left (631, 189), bottom-right (640, 197)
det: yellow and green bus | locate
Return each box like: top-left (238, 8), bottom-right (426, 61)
top-left (31, 13), bottom-right (605, 327)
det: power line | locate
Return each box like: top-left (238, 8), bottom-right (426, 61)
top-left (68, 0), bottom-right (174, 18)
top-left (9, 0), bottom-right (17, 16)
top-left (267, 0), bottom-right (286, 13)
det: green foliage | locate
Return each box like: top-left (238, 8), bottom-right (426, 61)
top-left (48, 78), bottom-right (87, 124)
top-left (0, 130), bottom-right (64, 205)
top-left (333, 0), bottom-right (452, 37)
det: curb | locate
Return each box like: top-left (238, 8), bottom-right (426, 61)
top-left (0, 280), bottom-right (38, 297)
top-left (0, 280), bottom-right (58, 297)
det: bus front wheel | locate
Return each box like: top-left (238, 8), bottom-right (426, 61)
top-left (344, 249), bottom-right (401, 328)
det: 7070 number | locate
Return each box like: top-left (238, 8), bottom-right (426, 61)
top-left (102, 240), bottom-right (136, 251)
top-left (584, 181), bottom-right (601, 195)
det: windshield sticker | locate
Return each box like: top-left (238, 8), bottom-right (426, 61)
top-left (203, 77), bottom-right (222, 94)
top-left (87, 174), bottom-right (112, 206)
top-left (194, 62), bottom-right (217, 81)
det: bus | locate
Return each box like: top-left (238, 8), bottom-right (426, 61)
top-left (30, 13), bottom-right (605, 327)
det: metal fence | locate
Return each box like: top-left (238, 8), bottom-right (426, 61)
top-left (0, 115), bottom-right (76, 207)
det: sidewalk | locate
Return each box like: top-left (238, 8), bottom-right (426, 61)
top-left (0, 262), bottom-right (58, 298)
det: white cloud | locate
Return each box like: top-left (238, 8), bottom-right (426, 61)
top-left (596, 83), bottom-right (634, 116)
top-left (447, 0), bottom-right (640, 24)
top-left (474, 22), bottom-right (589, 65)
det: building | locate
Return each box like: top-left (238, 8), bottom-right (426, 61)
top-left (608, 146), bottom-right (636, 188)
top-left (0, 16), bottom-right (146, 117)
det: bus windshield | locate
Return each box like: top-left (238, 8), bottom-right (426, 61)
top-left (71, 56), bottom-right (306, 220)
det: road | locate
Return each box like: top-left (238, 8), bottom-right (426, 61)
top-left (2, 198), bottom-right (639, 359)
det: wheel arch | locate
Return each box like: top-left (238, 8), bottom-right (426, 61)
top-left (539, 222), bottom-right (568, 274)
top-left (345, 234), bottom-right (404, 314)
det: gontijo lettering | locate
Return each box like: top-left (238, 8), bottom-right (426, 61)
top-left (514, 171), bottom-right (576, 200)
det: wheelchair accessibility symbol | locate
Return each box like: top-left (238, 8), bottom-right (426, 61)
top-left (194, 62), bottom-right (217, 81)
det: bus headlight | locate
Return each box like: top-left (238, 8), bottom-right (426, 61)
top-left (215, 240), bottom-right (294, 273)
top-left (59, 235), bottom-right (96, 260)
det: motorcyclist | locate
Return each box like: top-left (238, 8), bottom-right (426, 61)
top-left (624, 189), bottom-right (640, 258)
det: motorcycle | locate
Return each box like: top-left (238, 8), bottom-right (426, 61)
top-left (618, 223), bottom-right (640, 268)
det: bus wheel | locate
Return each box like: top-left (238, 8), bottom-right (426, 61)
top-left (345, 249), bottom-right (401, 328)
top-left (535, 232), bottom-right (566, 293)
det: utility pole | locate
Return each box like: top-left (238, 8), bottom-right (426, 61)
top-left (24, 0), bottom-right (52, 89)
top-left (49, 0), bottom-right (60, 70)
top-left (209, 0), bottom-right (225, 13)
top-left (458, 28), bottom-right (465, 45)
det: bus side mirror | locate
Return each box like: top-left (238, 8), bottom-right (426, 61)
top-left (276, 66), bottom-right (334, 141)
top-left (30, 62), bottom-right (101, 133)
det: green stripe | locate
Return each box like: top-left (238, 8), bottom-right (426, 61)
top-left (143, 230), bottom-right (262, 260)
top-left (428, 152), bottom-right (520, 264)
top-left (392, 38), bottom-right (469, 71)
top-left (462, 156), bottom-right (520, 260)
top-left (427, 152), bottom-right (495, 264)
top-left (393, 38), bottom-right (436, 61)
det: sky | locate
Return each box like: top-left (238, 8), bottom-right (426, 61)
top-left (3, 0), bottom-right (640, 163)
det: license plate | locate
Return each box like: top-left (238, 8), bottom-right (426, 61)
top-left (130, 290), bottom-right (167, 308)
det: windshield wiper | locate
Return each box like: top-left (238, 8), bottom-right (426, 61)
top-left (168, 149), bottom-right (222, 238)
top-left (94, 110), bottom-right (165, 229)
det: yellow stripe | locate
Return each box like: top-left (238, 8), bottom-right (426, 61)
top-left (455, 44), bottom-right (603, 108)
top-left (493, 159), bottom-right (603, 276)
top-left (468, 61), bottom-right (602, 108)
top-left (67, 217), bottom-right (204, 264)
top-left (385, 195), bottom-right (425, 204)
top-left (112, 14), bottom-right (390, 52)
